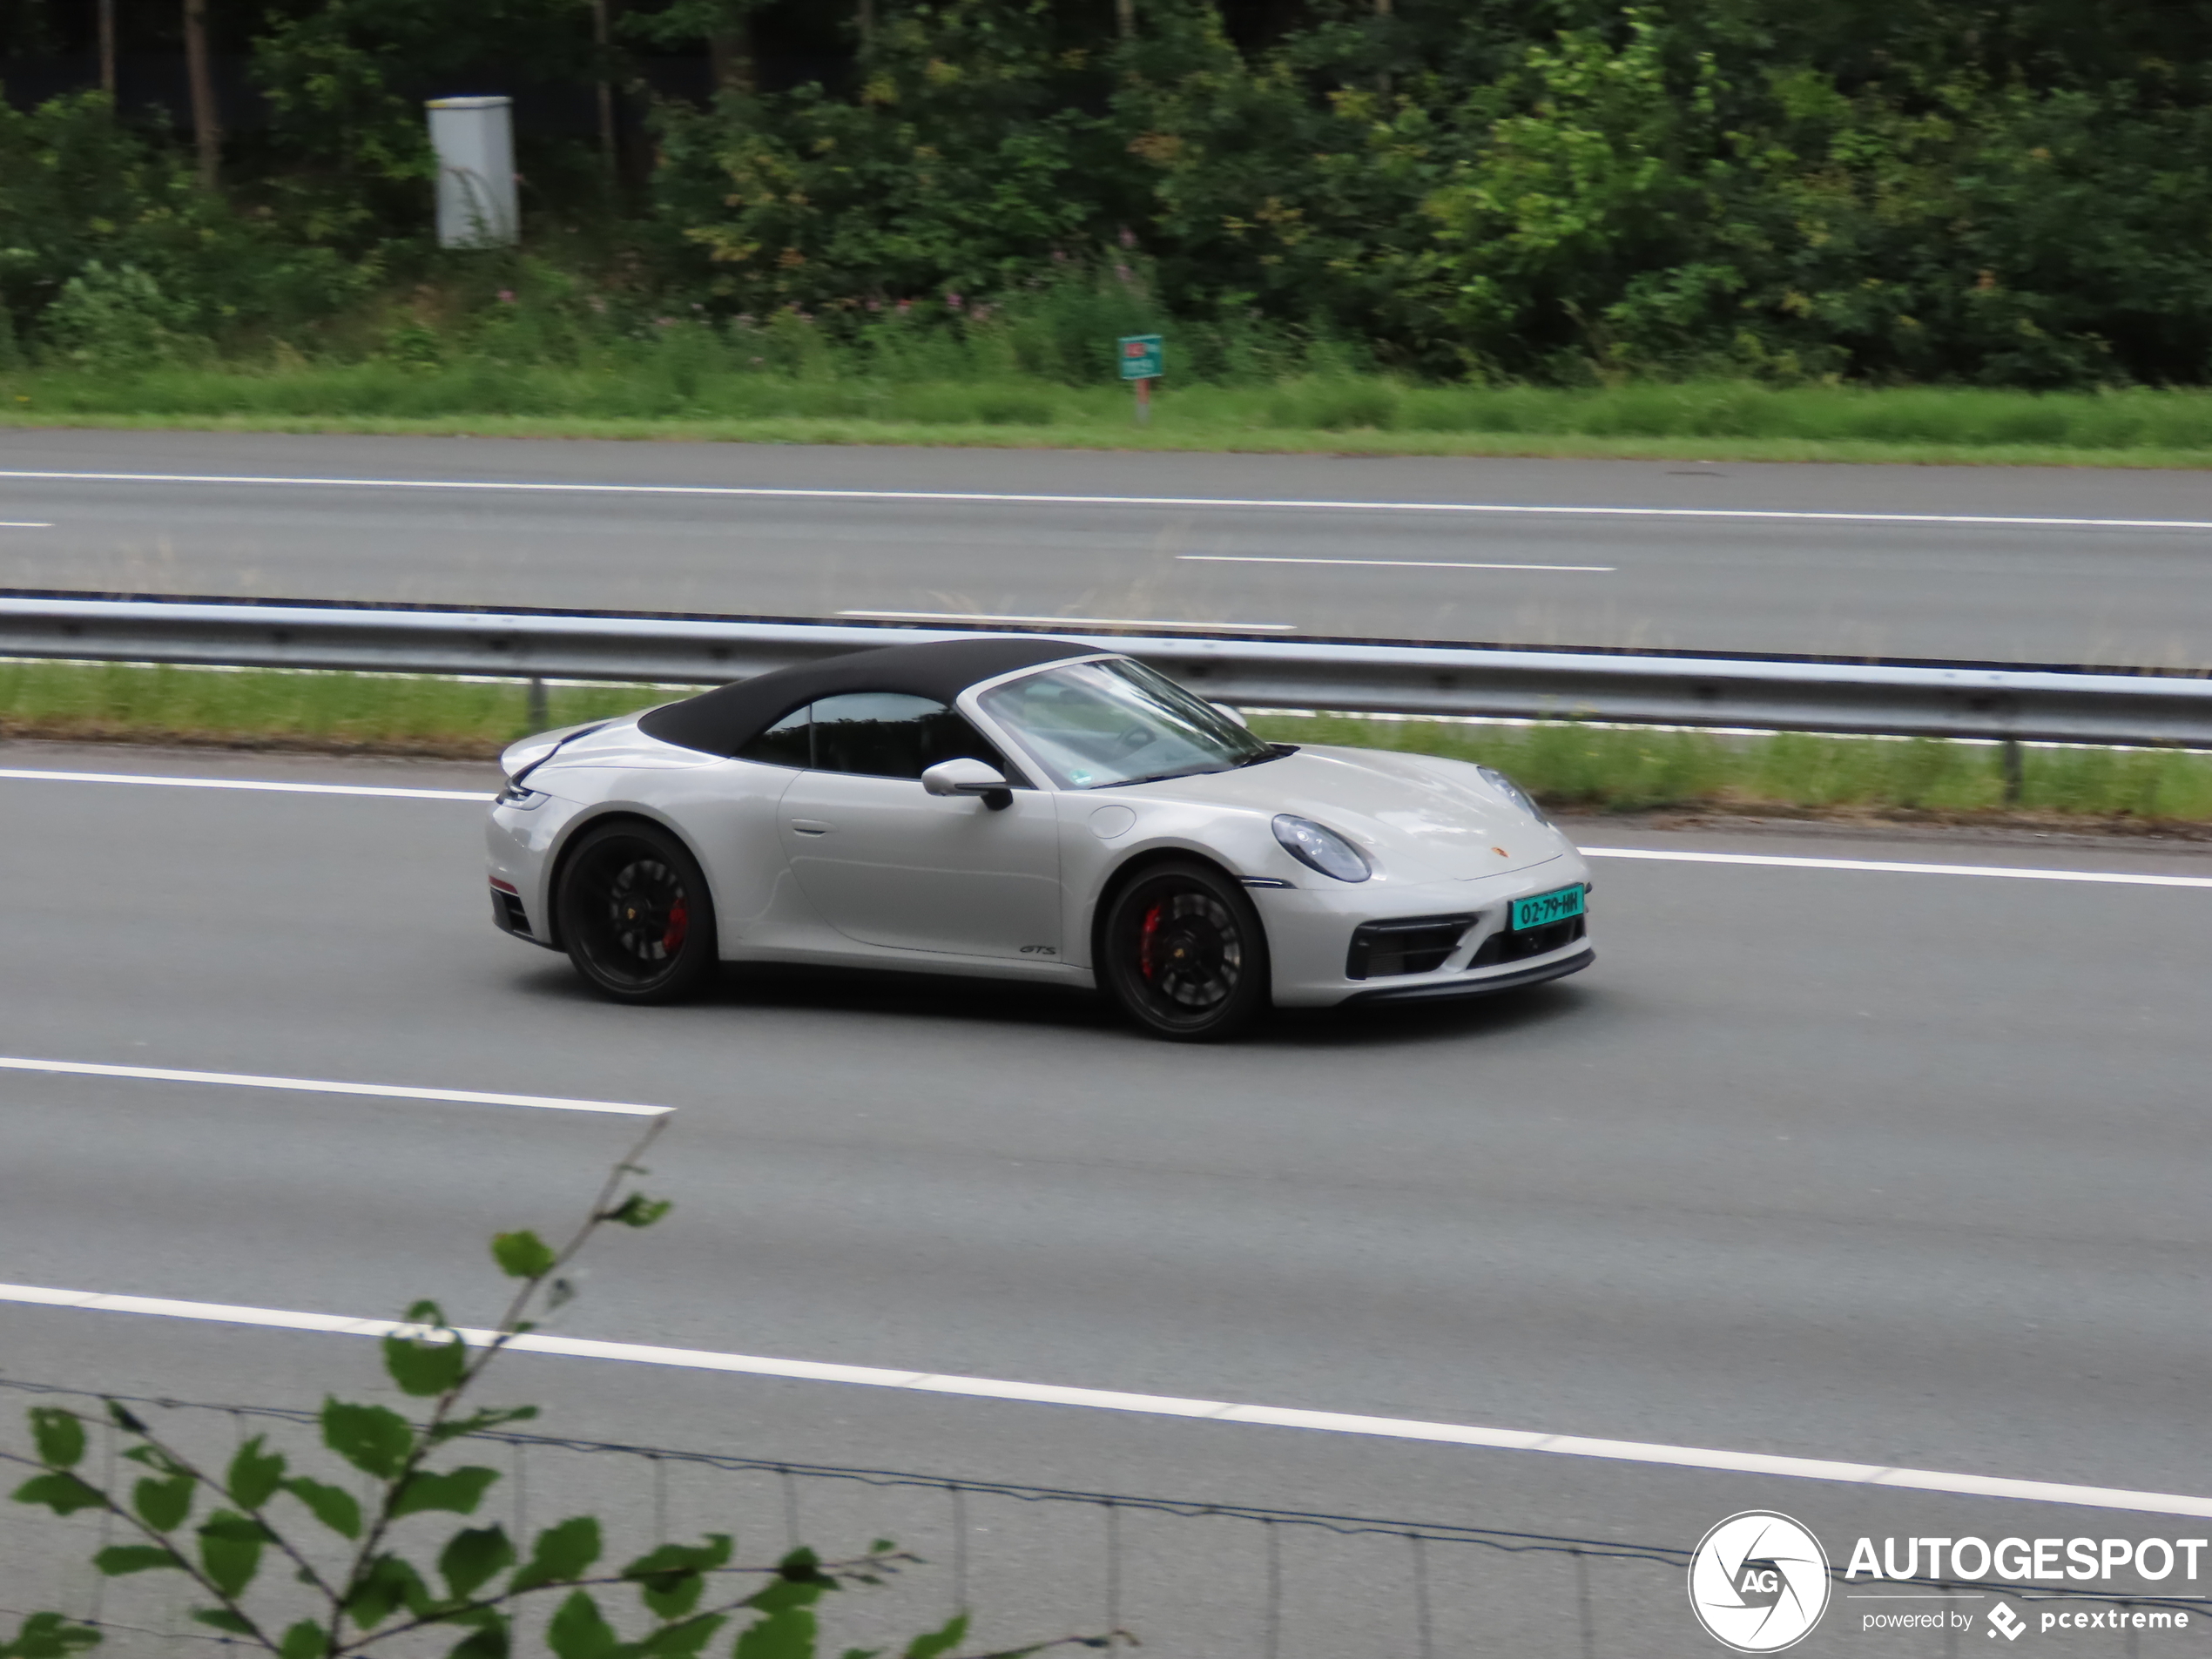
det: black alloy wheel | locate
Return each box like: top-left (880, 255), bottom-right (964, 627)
top-left (1099, 860), bottom-right (1271, 1041)
top-left (556, 821), bottom-right (718, 1003)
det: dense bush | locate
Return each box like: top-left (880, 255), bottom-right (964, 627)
top-left (0, 91), bottom-right (374, 355)
top-left (10, 0), bottom-right (2212, 386)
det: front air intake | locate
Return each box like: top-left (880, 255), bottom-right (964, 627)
top-left (1345, 914), bottom-right (1479, 981)
top-left (492, 890), bottom-right (532, 940)
top-left (1469, 914), bottom-right (1586, 968)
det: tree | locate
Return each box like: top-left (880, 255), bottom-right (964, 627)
top-left (182, 0), bottom-right (220, 187)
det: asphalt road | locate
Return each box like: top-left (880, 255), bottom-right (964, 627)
top-left (4, 744), bottom-right (2211, 1655)
top-left (9, 429), bottom-right (2212, 664)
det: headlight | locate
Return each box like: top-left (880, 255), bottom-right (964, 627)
top-left (1272, 813), bottom-right (1371, 883)
top-left (496, 783), bottom-right (550, 809)
top-left (1477, 765), bottom-right (1551, 824)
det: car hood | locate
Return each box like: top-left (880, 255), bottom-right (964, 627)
top-left (1119, 745), bottom-right (1564, 880)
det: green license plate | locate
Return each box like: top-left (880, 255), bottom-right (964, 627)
top-left (1509, 884), bottom-right (1585, 931)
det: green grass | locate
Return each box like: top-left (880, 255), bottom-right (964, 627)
top-left (8, 659), bottom-right (2212, 823)
top-left (16, 366), bottom-right (2212, 467)
top-left (0, 661), bottom-right (661, 755)
top-left (1258, 713), bottom-right (2212, 822)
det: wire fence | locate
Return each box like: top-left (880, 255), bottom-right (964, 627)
top-left (3, 1378), bottom-right (2209, 1657)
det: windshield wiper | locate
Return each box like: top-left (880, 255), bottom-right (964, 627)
top-left (1111, 763), bottom-right (1226, 787)
top-left (1233, 744), bottom-right (1296, 767)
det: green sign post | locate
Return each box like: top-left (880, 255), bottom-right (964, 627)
top-left (1118, 334), bottom-right (1163, 425)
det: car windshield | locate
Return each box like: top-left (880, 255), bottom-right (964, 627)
top-left (979, 658), bottom-right (1280, 790)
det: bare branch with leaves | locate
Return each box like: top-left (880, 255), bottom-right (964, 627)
top-left (2, 1123), bottom-right (1131, 1659)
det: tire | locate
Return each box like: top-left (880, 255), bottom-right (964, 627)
top-left (555, 820), bottom-right (719, 1004)
top-left (1097, 860), bottom-right (1271, 1042)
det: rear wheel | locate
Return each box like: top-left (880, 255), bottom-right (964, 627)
top-left (556, 821), bottom-right (718, 1004)
top-left (1098, 860), bottom-right (1271, 1042)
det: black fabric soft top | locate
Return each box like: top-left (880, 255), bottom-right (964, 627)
top-left (637, 635), bottom-right (1100, 758)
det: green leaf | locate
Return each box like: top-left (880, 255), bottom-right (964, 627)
top-left (748, 1549), bottom-right (833, 1610)
top-left (105, 1402), bottom-right (145, 1434)
top-left (346, 1554), bottom-right (433, 1630)
top-left (391, 1464), bottom-right (499, 1520)
top-left (226, 1435), bottom-right (287, 1509)
top-left (279, 1620), bottom-right (329, 1659)
top-left (490, 1230), bottom-right (557, 1278)
top-left (444, 1616), bottom-right (510, 1659)
top-left (428, 1405), bottom-right (537, 1447)
top-left (736, 1554), bottom-right (833, 1659)
top-left (545, 1591), bottom-right (618, 1659)
top-left (92, 1544), bottom-right (181, 1575)
top-left (440, 1525), bottom-right (516, 1600)
top-left (631, 1615), bottom-right (727, 1658)
top-left (0, 1610), bottom-right (100, 1657)
top-left (189, 1608), bottom-right (256, 1638)
top-left (901, 1615), bottom-right (968, 1659)
top-left (132, 1472), bottom-right (195, 1532)
top-left (27, 1407), bottom-right (85, 1469)
top-left (280, 1476), bottom-right (362, 1539)
top-left (445, 1618), bottom-right (511, 1659)
top-left (384, 1303), bottom-right (470, 1398)
top-left (622, 1534), bottom-right (732, 1620)
top-left (602, 1193), bottom-right (672, 1229)
top-left (199, 1510), bottom-right (269, 1599)
top-left (732, 1606), bottom-right (817, 1659)
top-left (511, 1515), bottom-right (602, 1591)
top-left (320, 1399), bottom-right (414, 1480)
top-left (11, 1473), bottom-right (105, 1516)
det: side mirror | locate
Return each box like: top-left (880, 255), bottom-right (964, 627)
top-left (921, 757), bottom-right (1013, 810)
top-left (1213, 703), bottom-right (1251, 729)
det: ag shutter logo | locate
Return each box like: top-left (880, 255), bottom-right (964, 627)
top-left (1689, 1511), bottom-right (1832, 1652)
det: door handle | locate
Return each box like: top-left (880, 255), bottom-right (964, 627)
top-left (789, 819), bottom-right (832, 835)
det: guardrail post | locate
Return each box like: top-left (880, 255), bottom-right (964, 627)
top-left (526, 678), bottom-right (549, 730)
top-left (2000, 738), bottom-right (2024, 804)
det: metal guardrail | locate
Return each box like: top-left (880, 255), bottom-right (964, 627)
top-left (4, 590), bottom-right (2212, 746)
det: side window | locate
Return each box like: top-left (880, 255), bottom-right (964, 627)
top-left (811, 691), bottom-right (1012, 781)
top-left (737, 705), bottom-right (811, 768)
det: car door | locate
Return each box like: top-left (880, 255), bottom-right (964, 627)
top-left (775, 691), bottom-right (1062, 960)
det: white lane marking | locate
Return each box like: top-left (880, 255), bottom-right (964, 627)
top-left (4, 469), bottom-right (2209, 534)
top-left (1583, 846), bottom-right (2212, 889)
top-left (1181, 555), bottom-right (1616, 572)
top-left (838, 609), bottom-right (1297, 632)
top-left (3, 1282), bottom-right (2208, 1518)
top-left (0, 521), bottom-right (53, 529)
top-left (0, 1057), bottom-right (667, 1117)
top-left (0, 767), bottom-right (485, 801)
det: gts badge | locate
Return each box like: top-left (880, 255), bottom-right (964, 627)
top-left (1020, 945), bottom-right (1057, 955)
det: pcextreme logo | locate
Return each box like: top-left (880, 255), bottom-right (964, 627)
top-left (1689, 1511), bottom-right (1833, 1653)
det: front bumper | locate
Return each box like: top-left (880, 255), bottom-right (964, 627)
top-left (1344, 944), bottom-right (1595, 1005)
top-left (1253, 856), bottom-right (1595, 1008)
top-left (486, 792), bottom-right (588, 952)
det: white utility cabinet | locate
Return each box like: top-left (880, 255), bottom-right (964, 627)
top-left (427, 96), bottom-right (519, 248)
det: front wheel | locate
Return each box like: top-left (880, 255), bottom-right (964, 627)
top-left (555, 821), bottom-right (719, 1004)
top-left (1098, 860), bottom-right (1271, 1042)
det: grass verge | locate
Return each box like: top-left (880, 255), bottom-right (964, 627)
top-left (0, 661), bottom-right (656, 759)
top-left (9, 659), bottom-right (2212, 828)
top-left (13, 370), bottom-right (2212, 468)
top-left (1252, 712), bottom-right (2212, 826)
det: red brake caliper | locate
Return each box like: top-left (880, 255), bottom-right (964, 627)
top-left (1138, 903), bottom-right (1162, 981)
top-left (662, 900), bottom-right (688, 954)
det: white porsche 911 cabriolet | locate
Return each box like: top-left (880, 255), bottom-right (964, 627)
top-left (486, 636), bottom-right (1592, 1039)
